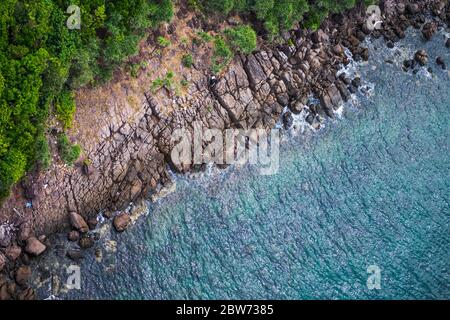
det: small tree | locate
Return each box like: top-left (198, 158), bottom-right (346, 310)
top-left (224, 25), bottom-right (257, 54)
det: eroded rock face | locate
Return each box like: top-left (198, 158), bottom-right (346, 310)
top-left (113, 213), bottom-right (131, 232)
top-left (25, 237), bottom-right (46, 256)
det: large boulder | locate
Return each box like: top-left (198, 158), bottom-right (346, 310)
top-left (25, 237), bottom-right (46, 256)
top-left (113, 213), bottom-right (131, 232)
top-left (69, 212), bottom-right (89, 233)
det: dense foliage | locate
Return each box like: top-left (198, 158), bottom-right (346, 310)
top-left (0, 0), bottom-right (173, 200)
top-left (201, 0), bottom-right (374, 37)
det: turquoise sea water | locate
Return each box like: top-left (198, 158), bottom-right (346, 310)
top-left (41, 29), bottom-right (450, 299)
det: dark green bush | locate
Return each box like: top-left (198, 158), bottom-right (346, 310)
top-left (224, 25), bottom-right (257, 54)
top-left (182, 54), bottom-right (194, 68)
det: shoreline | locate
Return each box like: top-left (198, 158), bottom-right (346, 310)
top-left (1, 0), bottom-right (449, 300)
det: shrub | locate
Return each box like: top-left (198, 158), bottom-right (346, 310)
top-left (157, 36), bottom-right (171, 48)
top-left (57, 134), bottom-right (81, 166)
top-left (211, 37), bottom-right (233, 74)
top-left (55, 90), bottom-right (76, 129)
top-left (224, 25), bottom-right (257, 54)
top-left (182, 54), bottom-right (194, 68)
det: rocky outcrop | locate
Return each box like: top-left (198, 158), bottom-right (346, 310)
top-left (0, 0), bottom-right (448, 299)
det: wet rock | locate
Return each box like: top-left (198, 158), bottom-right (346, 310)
top-left (361, 48), bottom-right (369, 61)
top-left (436, 56), bottom-right (446, 69)
top-left (288, 100), bottom-right (303, 114)
top-left (352, 77), bottom-right (361, 88)
top-left (0, 253), bottom-right (6, 271)
top-left (69, 212), bottom-right (89, 233)
top-left (446, 39), bottom-right (450, 48)
top-left (25, 237), bottom-right (46, 256)
top-left (422, 22), bottom-right (437, 41)
top-left (386, 41), bottom-right (395, 49)
top-left (113, 213), bottom-right (131, 232)
top-left (66, 249), bottom-right (84, 261)
top-left (68, 230), bottom-right (80, 242)
top-left (79, 236), bottom-right (94, 249)
top-left (5, 244), bottom-right (21, 261)
top-left (282, 111), bottom-right (294, 130)
top-left (87, 218), bottom-right (98, 230)
top-left (15, 265), bottom-right (31, 286)
top-left (306, 114), bottom-right (321, 130)
top-left (414, 50), bottom-right (428, 66)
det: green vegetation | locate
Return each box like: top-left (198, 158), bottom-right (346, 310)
top-left (182, 54), bottom-right (194, 68)
top-left (57, 133), bottom-right (81, 166)
top-left (224, 25), bottom-right (257, 54)
top-left (0, 0), bottom-right (173, 200)
top-left (212, 37), bottom-right (234, 74)
top-left (200, 0), bottom-right (368, 37)
top-left (151, 70), bottom-right (175, 93)
top-left (157, 36), bottom-right (172, 48)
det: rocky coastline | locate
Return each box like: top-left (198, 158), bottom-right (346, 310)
top-left (1, 0), bottom-right (449, 300)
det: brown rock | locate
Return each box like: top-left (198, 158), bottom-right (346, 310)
top-left (18, 287), bottom-right (36, 300)
top-left (68, 230), bottom-right (80, 242)
top-left (422, 22), bottom-right (437, 41)
top-left (25, 237), bottom-right (46, 256)
top-left (0, 283), bottom-right (11, 300)
top-left (69, 212), bottom-right (89, 233)
top-left (5, 244), bottom-right (22, 261)
top-left (17, 222), bottom-right (32, 241)
top-left (87, 217), bottom-right (98, 230)
top-left (0, 253), bottom-right (6, 271)
top-left (15, 265), bottom-right (31, 286)
top-left (414, 50), bottom-right (428, 66)
top-left (113, 213), bottom-right (131, 232)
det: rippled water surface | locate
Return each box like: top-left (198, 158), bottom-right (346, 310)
top-left (38, 29), bottom-right (450, 300)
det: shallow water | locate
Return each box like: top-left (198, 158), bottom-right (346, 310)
top-left (37, 28), bottom-right (450, 300)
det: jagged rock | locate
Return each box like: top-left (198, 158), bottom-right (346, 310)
top-left (5, 244), bottom-right (21, 261)
top-left (436, 56), bottom-right (446, 69)
top-left (113, 213), bottom-right (131, 232)
top-left (25, 237), bottom-right (46, 256)
top-left (69, 212), bottom-right (89, 233)
top-left (68, 230), bottom-right (80, 242)
top-left (15, 265), bottom-right (31, 286)
top-left (422, 22), bottom-right (437, 41)
top-left (414, 50), bottom-right (428, 66)
top-left (79, 236), bottom-right (94, 249)
top-left (0, 253), bottom-right (6, 271)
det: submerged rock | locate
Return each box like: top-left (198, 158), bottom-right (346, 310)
top-left (282, 111), bottom-right (294, 129)
top-left (436, 56), bottom-right (446, 69)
